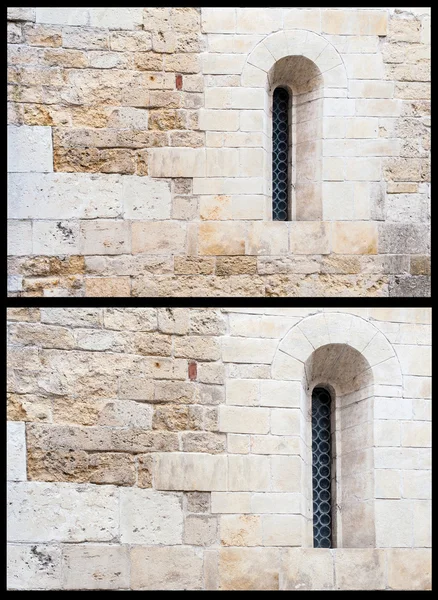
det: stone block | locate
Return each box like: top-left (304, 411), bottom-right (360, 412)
top-left (322, 10), bottom-right (387, 35)
top-left (131, 221), bottom-right (186, 254)
top-left (198, 222), bottom-right (246, 255)
top-left (375, 499), bottom-right (413, 547)
top-left (220, 514), bottom-right (262, 546)
top-left (401, 421), bottom-right (431, 447)
top-left (62, 544), bottom-right (130, 590)
top-left (89, 8), bottom-right (143, 29)
top-left (227, 434), bottom-right (250, 454)
top-left (252, 493), bottom-right (301, 514)
top-left (387, 548), bottom-right (431, 590)
top-left (131, 546), bottom-right (204, 590)
top-left (8, 220), bottom-right (32, 256)
top-left (222, 338), bottom-right (278, 363)
top-left (174, 336), bottom-right (220, 361)
top-left (154, 453), bottom-right (227, 491)
top-left (85, 277), bottom-right (131, 297)
top-left (8, 8), bottom-right (36, 21)
top-left (201, 8), bottom-right (235, 33)
top-left (226, 379), bottom-right (258, 406)
top-left (332, 222), bottom-right (378, 254)
top-left (290, 222), bottom-right (330, 255)
top-left (262, 514), bottom-right (302, 546)
top-left (218, 547), bottom-right (281, 590)
top-left (270, 408), bottom-right (300, 435)
top-left (32, 220), bottom-right (79, 255)
top-left (402, 470), bottom-right (431, 499)
top-left (228, 455), bottom-right (270, 491)
top-left (120, 487), bottom-right (182, 544)
top-left (198, 109), bottom-right (239, 132)
top-left (123, 177), bottom-right (171, 220)
top-left (7, 422), bottom-right (26, 481)
top-left (184, 515), bottom-right (218, 546)
top-left (157, 307), bottom-right (189, 334)
top-left (251, 435), bottom-right (300, 455)
top-left (80, 220), bottom-right (130, 255)
top-left (7, 481), bottom-right (119, 542)
top-left (220, 405), bottom-right (269, 434)
top-left (8, 126), bottom-right (53, 173)
top-left (35, 8), bottom-right (89, 25)
top-left (282, 548), bottom-right (333, 590)
top-left (211, 492), bottom-right (251, 514)
top-left (247, 222), bottom-right (288, 256)
top-left (7, 544), bottom-right (61, 590)
top-left (334, 549), bottom-right (386, 590)
top-left (395, 345), bottom-right (431, 376)
top-left (413, 500), bottom-right (431, 547)
top-left (271, 456), bottom-right (301, 492)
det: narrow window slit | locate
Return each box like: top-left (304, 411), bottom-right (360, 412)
top-left (312, 387), bottom-right (332, 548)
top-left (272, 87), bottom-right (289, 221)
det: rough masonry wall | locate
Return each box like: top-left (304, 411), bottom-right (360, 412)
top-left (7, 7), bottom-right (430, 297)
top-left (7, 307), bottom-right (431, 589)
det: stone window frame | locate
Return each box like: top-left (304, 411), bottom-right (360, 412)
top-left (242, 29), bottom-right (349, 222)
top-left (271, 311), bottom-right (403, 548)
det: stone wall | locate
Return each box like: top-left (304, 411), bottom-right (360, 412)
top-left (7, 7), bottom-right (430, 297)
top-left (7, 307), bottom-right (431, 589)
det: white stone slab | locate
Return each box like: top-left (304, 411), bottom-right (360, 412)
top-left (8, 126), bottom-right (53, 173)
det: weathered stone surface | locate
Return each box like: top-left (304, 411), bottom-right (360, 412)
top-left (120, 487), bottom-right (183, 544)
top-left (185, 491), bottom-right (210, 513)
top-left (282, 548), bottom-right (333, 590)
top-left (131, 546), bottom-right (204, 590)
top-left (218, 548), bottom-right (281, 590)
top-left (7, 544), bottom-right (61, 590)
top-left (7, 422), bottom-right (26, 481)
top-left (7, 481), bottom-right (119, 542)
top-left (154, 453), bottom-right (227, 491)
top-left (8, 126), bottom-right (53, 173)
top-left (62, 544), bottom-right (130, 590)
top-left (334, 549), bottom-right (386, 590)
top-left (387, 548), bottom-right (431, 590)
top-left (184, 515), bottom-right (218, 546)
top-left (181, 432), bottom-right (226, 454)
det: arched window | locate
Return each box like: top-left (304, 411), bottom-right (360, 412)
top-left (272, 87), bottom-right (290, 221)
top-left (312, 386), bottom-right (333, 548)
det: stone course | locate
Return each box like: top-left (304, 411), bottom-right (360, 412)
top-left (7, 7), bottom-right (430, 296)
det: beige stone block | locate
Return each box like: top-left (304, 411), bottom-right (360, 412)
top-left (374, 397), bottom-right (412, 420)
top-left (219, 405), bottom-right (269, 434)
top-left (401, 421), bottom-right (431, 448)
top-left (374, 420), bottom-right (400, 447)
top-left (332, 222), bottom-right (377, 254)
top-left (228, 455), bottom-right (270, 491)
top-left (131, 221), bottom-right (186, 254)
top-left (402, 470), bottom-right (431, 499)
top-left (8, 220), bottom-right (32, 256)
top-left (290, 223), bottom-right (331, 255)
top-left (251, 493), bottom-right (302, 515)
top-left (62, 545), bottom-right (129, 590)
top-left (395, 345), bottom-right (431, 377)
top-left (148, 148), bottom-right (206, 177)
top-left (198, 222), bottom-right (246, 255)
top-left (231, 195), bottom-right (266, 220)
top-left (270, 408), bottom-right (300, 436)
top-left (322, 10), bottom-right (387, 35)
top-left (323, 181), bottom-right (354, 220)
top-left (375, 469), bottom-right (401, 499)
top-left (154, 453), bottom-right (227, 491)
top-left (356, 99), bottom-right (402, 117)
top-left (198, 109), bottom-right (239, 132)
top-left (375, 499), bottom-right (413, 547)
top-left (131, 546), bottom-right (203, 590)
top-left (184, 515), bottom-right (218, 546)
top-left (7, 422), bottom-right (26, 482)
top-left (412, 398), bottom-right (431, 421)
top-left (202, 8), bottom-right (236, 33)
top-left (271, 351), bottom-right (304, 381)
top-left (421, 16), bottom-right (431, 44)
top-left (206, 148), bottom-right (239, 177)
top-left (260, 380), bottom-right (301, 408)
top-left (236, 8), bottom-right (282, 34)
top-left (227, 434), bottom-right (250, 454)
top-left (220, 514), bottom-right (262, 546)
top-left (226, 379), bottom-right (259, 406)
top-left (222, 337), bottom-right (278, 364)
top-left (413, 500), bottom-right (431, 547)
top-left (80, 220), bottom-right (130, 255)
top-left (218, 547), bottom-right (281, 590)
top-left (200, 195), bottom-right (232, 220)
top-left (334, 549), bottom-right (386, 590)
top-left (202, 53), bottom-right (246, 75)
top-left (284, 9), bottom-right (321, 32)
top-left (387, 548), bottom-right (431, 590)
top-left (345, 158), bottom-right (381, 181)
top-left (282, 548), bottom-right (333, 590)
top-left (403, 375), bottom-right (431, 399)
top-left (85, 277), bottom-right (130, 297)
top-left (271, 456), bottom-right (301, 492)
top-left (262, 514), bottom-right (302, 546)
top-left (211, 492), bottom-right (251, 514)
top-left (322, 157), bottom-right (344, 181)
top-left (247, 222), bottom-right (288, 255)
top-left (7, 544), bottom-right (61, 590)
top-left (345, 117), bottom-right (378, 138)
top-left (174, 335), bottom-right (220, 361)
top-left (251, 435), bottom-right (300, 455)
top-left (349, 80), bottom-right (394, 98)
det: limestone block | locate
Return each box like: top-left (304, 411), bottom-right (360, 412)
top-left (271, 456), bottom-right (301, 492)
top-left (149, 148), bottom-right (206, 178)
top-left (401, 421), bottom-right (431, 447)
top-left (7, 8), bottom-right (36, 21)
top-left (374, 420), bottom-right (400, 447)
top-left (218, 547), bottom-right (281, 590)
top-left (284, 9), bottom-right (321, 32)
top-left (270, 408), bottom-right (300, 436)
top-left (227, 434), bottom-right (250, 454)
top-left (33, 220), bottom-right (79, 255)
top-left (123, 178), bottom-right (171, 220)
top-left (402, 470), bottom-right (431, 499)
top-left (413, 500), bottom-right (431, 547)
top-left (290, 223), bottom-right (331, 255)
top-left (387, 548), bottom-right (431, 590)
top-left (247, 222), bottom-right (288, 255)
top-left (202, 8), bottom-right (235, 33)
top-left (251, 435), bottom-right (300, 455)
top-left (157, 307), bottom-right (189, 334)
top-left (226, 379), bottom-right (258, 406)
top-left (395, 345), bottom-right (431, 376)
top-left (375, 469), bottom-right (401, 499)
top-left (356, 99), bottom-right (402, 117)
top-left (332, 222), bottom-right (377, 254)
top-left (271, 351), bottom-right (304, 381)
top-left (62, 544), bottom-right (129, 590)
top-left (7, 422), bottom-right (26, 481)
top-left (403, 375), bottom-right (431, 398)
top-left (375, 499), bottom-right (413, 547)
top-left (412, 398), bottom-right (431, 421)
top-left (79, 220), bottom-right (130, 256)
top-left (8, 220), bottom-right (32, 256)
top-left (251, 493), bottom-right (301, 515)
top-left (7, 481), bottom-right (119, 542)
top-left (282, 548), bottom-right (333, 590)
top-left (202, 53), bottom-right (246, 75)
top-left (8, 126), bottom-right (53, 173)
top-left (35, 8), bottom-right (89, 25)
top-left (334, 549), bottom-right (386, 590)
top-left (89, 8), bottom-right (143, 29)
top-left (85, 277), bottom-right (131, 297)
top-left (228, 455), bottom-right (270, 491)
top-left (173, 335), bottom-right (220, 361)
top-left (206, 148), bottom-right (239, 177)
top-left (222, 338), bottom-right (278, 363)
top-left (219, 406), bottom-right (269, 434)
top-left (236, 8), bottom-right (282, 34)
top-left (131, 221), bottom-right (186, 254)
top-left (198, 109), bottom-right (240, 131)
top-left (260, 380), bottom-right (301, 408)
top-left (8, 173), bottom-right (123, 219)
top-left (184, 515), bottom-right (218, 546)
top-left (211, 492), bottom-right (251, 514)
top-left (154, 453), bottom-right (227, 491)
top-left (262, 514), bottom-right (302, 546)
top-left (220, 514), bottom-right (262, 546)
top-left (322, 10), bottom-right (387, 35)
top-left (40, 307), bottom-right (102, 328)
top-left (131, 546), bottom-right (204, 590)
top-left (7, 544), bottom-right (61, 590)
top-left (120, 488), bottom-right (182, 544)
top-left (345, 158), bottom-right (381, 181)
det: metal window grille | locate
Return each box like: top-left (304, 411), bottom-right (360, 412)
top-left (272, 87), bottom-right (289, 221)
top-left (312, 387), bottom-right (332, 548)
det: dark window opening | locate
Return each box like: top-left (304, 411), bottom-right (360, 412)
top-left (272, 86), bottom-right (289, 221)
top-left (312, 386), bottom-right (332, 548)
